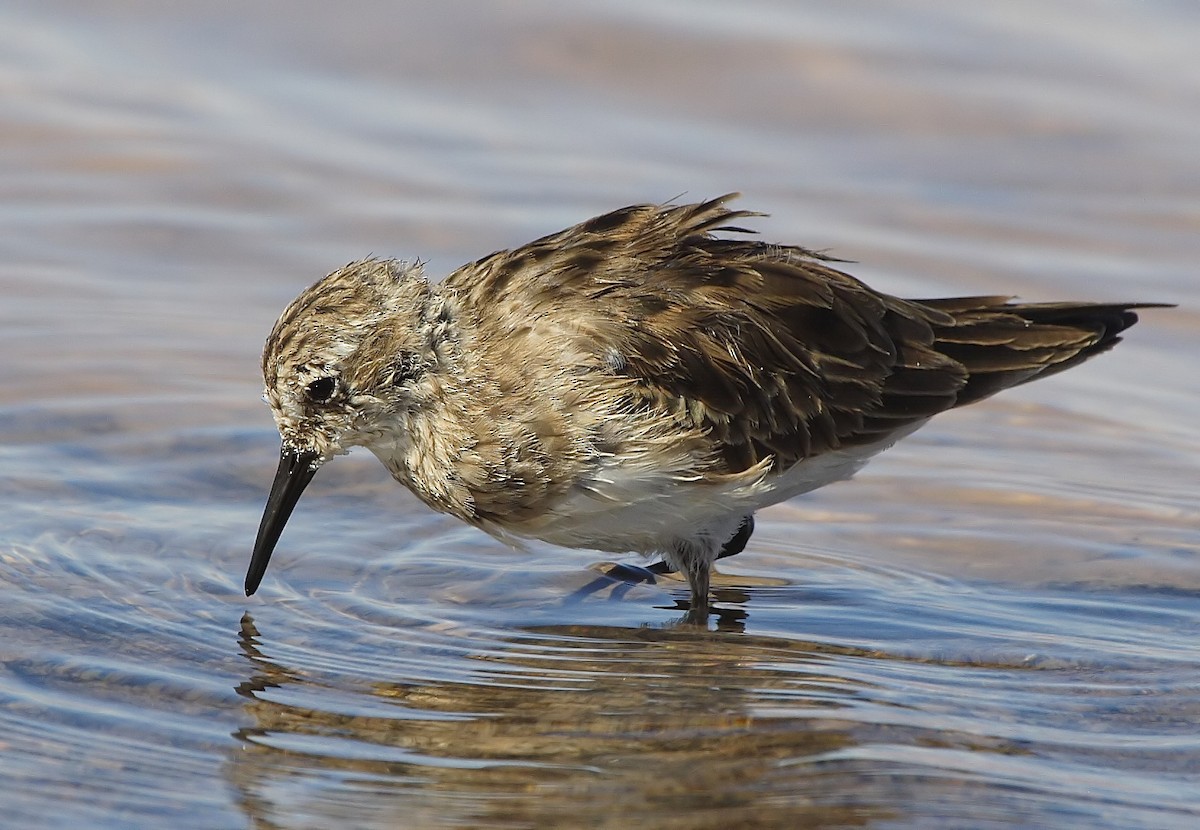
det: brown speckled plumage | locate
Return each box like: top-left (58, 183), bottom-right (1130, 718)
top-left (246, 194), bottom-right (1166, 624)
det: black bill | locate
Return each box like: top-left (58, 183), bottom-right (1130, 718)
top-left (245, 446), bottom-right (320, 596)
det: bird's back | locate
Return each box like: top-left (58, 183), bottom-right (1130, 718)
top-left (443, 195), bottom-right (1155, 485)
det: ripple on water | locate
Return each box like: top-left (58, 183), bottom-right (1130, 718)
top-left (2, 388), bottom-right (1199, 827)
top-left (224, 606), bottom-right (1200, 828)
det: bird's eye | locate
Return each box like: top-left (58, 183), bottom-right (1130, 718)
top-left (305, 377), bottom-right (337, 403)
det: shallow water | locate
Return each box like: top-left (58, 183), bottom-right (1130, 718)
top-left (2, 2), bottom-right (1199, 827)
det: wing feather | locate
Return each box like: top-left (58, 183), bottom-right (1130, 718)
top-left (444, 196), bottom-right (1158, 475)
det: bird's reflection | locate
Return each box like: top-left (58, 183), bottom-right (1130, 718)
top-left (226, 611), bottom-right (893, 828)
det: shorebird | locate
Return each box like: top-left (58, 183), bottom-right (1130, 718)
top-left (245, 195), bottom-right (1164, 623)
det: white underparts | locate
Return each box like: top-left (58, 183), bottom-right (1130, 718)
top-left (506, 419), bottom-right (929, 561)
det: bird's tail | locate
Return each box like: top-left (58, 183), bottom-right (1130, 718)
top-left (913, 297), bottom-right (1171, 407)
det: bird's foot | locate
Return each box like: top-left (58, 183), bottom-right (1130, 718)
top-left (563, 561), bottom-right (666, 606)
top-left (671, 599), bottom-right (747, 629)
top-left (604, 562), bottom-right (668, 583)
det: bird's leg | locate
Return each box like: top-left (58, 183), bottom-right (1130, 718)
top-left (680, 516), bottom-right (755, 624)
top-left (716, 515), bottom-right (754, 562)
top-left (647, 515), bottom-right (755, 575)
top-left (680, 546), bottom-right (712, 625)
top-left (594, 516), bottom-right (756, 622)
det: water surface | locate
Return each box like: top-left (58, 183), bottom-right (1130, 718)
top-left (2, 2), bottom-right (1198, 827)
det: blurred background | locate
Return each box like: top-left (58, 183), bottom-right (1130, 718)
top-left (1, 2), bottom-right (1198, 828)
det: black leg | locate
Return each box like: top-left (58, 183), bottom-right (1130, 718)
top-left (681, 516), bottom-right (753, 624)
top-left (568, 515), bottom-right (756, 617)
top-left (716, 515), bottom-right (755, 562)
top-left (647, 515), bottom-right (755, 575)
top-left (566, 562), bottom-right (660, 605)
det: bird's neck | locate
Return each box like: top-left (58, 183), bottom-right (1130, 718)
top-left (368, 291), bottom-right (585, 528)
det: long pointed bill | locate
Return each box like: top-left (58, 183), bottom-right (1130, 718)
top-left (245, 446), bottom-right (320, 596)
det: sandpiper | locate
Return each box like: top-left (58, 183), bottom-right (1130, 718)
top-left (245, 194), bottom-right (1165, 623)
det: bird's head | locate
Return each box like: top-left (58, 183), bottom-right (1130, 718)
top-left (245, 258), bottom-right (443, 595)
